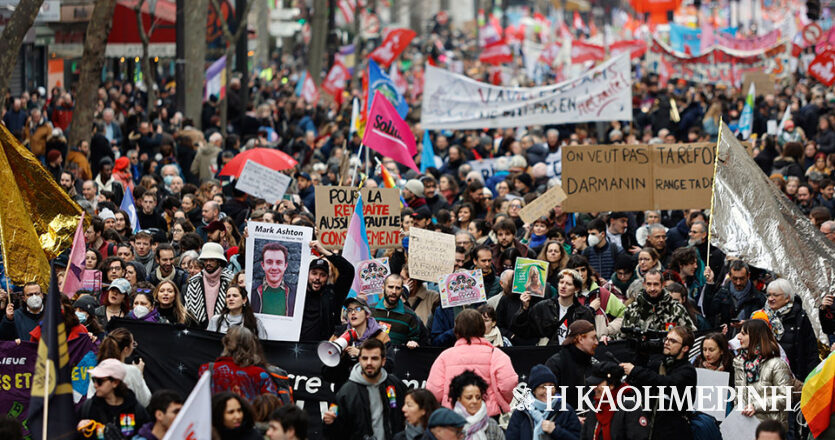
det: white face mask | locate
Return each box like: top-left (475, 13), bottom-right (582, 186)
top-left (587, 234), bottom-right (601, 248)
top-left (26, 295), bottom-right (43, 311)
top-left (133, 305), bottom-right (150, 319)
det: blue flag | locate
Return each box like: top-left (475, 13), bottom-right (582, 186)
top-left (670, 23), bottom-right (702, 55)
top-left (367, 60), bottom-right (408, 118)
top-left (295, 71), bottom-right (307, 97)
top-left (120, 188), bottom-right (141, 233)
top-left (421, 130), bottom-right (434, 173)
top-left (28, 264), bottom-right (76, 440)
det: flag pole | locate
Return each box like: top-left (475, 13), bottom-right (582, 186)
top-left (42, 333), bottom-right (51, 440)
top-left (706, 118), bottom-right (723, 274)
top-left (350, 144), bottom-right (364, 187)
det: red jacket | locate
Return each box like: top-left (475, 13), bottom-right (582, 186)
top-left (198, 356), bottom-right (277, 402)
top-left (426, 337), bottom-right (517, 416)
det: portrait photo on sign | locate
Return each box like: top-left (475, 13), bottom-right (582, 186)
top-left (512, 258), bottom-right (549, 297)
top-left (245, 222), bottom-right (312, 341)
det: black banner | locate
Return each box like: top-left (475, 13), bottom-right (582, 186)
top-left (115, 320), bottom-right (639, 438)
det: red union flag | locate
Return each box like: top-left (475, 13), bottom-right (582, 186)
top-left (610, 40), bottom-right (648, 59)
top-left (362, 90), bottom-right (418, 172)
top-left (479, 42), bottom-right (513, 65)
top-left (368, 28), bottom-right (416, 68)
top-left (301, 73), bottom-right (320, 105)
top-left (809, 51), bottom-right (835, 87)
top-left (322, 60), bottom-right (351, 97)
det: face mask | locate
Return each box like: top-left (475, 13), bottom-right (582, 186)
top-left (587, 234), bottom-right (601, 247)
top-left (26, 295), bottom-right (43, 311)
top-left (75, 311), bottom-right (88, 324)
top-left (133, 305), bottom-right (150, 319)
top-left (163, 175), bottom-right (174, 187)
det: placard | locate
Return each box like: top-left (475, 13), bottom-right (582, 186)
top-left (742, 71), bottom-right (776, 95)
top-left (519, 184), bottom-right (568, 224)
top-left (314, 186), bottom-right (401, 249)
top-left (235, 160), bottom-right (292, 203)
top-left (511, 258), bottom-right (549, 297)
top-left (562, 142), bottom-right (715, 212)
top-left (245, 222), bottom-right (313, 341)
top-left (408, 227), bottom-right (455, 282)
top-left (438, 269), bottom-right (486, 308)
top-left (695, 368), bottom-right (731, 421)
top-left (81, 269), bottom-right (102, 294)
top-left (357, 258), bottom-right (390, 297)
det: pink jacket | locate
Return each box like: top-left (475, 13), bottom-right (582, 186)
top-left (426, 337), bottom-right (518, 416)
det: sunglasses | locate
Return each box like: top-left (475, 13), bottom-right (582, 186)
top-left (135, 288), bottom-right (152, 294)
top-left (92, 377), bottom-right (112, 386)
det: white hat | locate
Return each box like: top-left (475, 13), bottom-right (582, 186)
top-left (99, 208), bottom-right (116, 221)
top-left (198, 242), bottom-right (227, 263)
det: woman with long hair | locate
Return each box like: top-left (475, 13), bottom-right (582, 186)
top-left (153, 280), bottom-right (195, 326)
top-left (114, 209), bottom-right (133, 240)
top-left (198, 326), bottom-right (278, 401)
top-left (77, 359), bottom-right (150, 439)
top-left (449, 371), bottom-right (505, 439)
top-left (427, 310), bottom-right (517, 417)
top-left (626, 247), bottom-right (662, 300)
top-left (211, 392), bottom-right (262, 440)
top-left (694, 332), bottom-right (734, 373)
top-left (86, 328), bottom-right (152, 406)
top-left (734, 319), bottom-right (793, 428)
top-left (455, 203), bottom-right (475, 231)
top-left (94, 278), bottom-right (131, 327)
top-left (539, 240), bottom-right (569, 287)
top-left (439, 174), bottom-right (459, 205)
top-left (207, 285), bottom-right (267, 339)
top-left (395, 389), bottom-right (441, 440)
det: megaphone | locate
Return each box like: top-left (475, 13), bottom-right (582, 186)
top-left (317, 329), bottom-right (358, 367)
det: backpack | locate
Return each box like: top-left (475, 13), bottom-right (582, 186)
top-left (689, 411), bottom-right (722, 440)
top-left (266, 364), bottom-right (295, 406)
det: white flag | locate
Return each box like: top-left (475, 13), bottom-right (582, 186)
top-left (776, 105), bottom-right (791, 137)
top-left (163, 371), bottom-right (212, 440)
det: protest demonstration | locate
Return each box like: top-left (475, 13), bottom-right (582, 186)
top-left (5, 0), bottom-right (835, 439)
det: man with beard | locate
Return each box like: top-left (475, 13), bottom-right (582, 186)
top-left (252, 242), bottom-right (296, 316)
top-left (184, 243), bottom-right (234, 328)
top-left (421, 175), bottom-right (450, 212)
top-left (687, 220), bottom-right (724, 277)
top-left (299, 241), bottom-right (354, 341)
top-left (323, 339), bottom-right (406, 440)
top-left (148, 244), bottom-right (189, 293)
top-left (372, 274), bottom-right (421, 347)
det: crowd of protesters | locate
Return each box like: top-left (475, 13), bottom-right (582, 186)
top-left (0, 14), bottom-right (834, 440)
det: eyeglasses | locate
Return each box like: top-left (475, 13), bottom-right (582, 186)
top-left (92, 377), bottom-right (112, 386)
top-left (346, 307), bottom-right (364, 314)
top-left (664, 338), bottom-right (682, 345)
top-left (135, 288), bottom-right (152, 294)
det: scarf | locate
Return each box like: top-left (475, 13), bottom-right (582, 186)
top-left (155, 266), bottom-right (175, 283)
top-left (203, 268), bottom-right (223, 320)
top-left (357, 317), bottom-right (383, 343)
top-left (740, 347), bottom-right (764, 383)
top-left (529, 233), bottom-right (547, 250)
top-left (594, 388), bottom-right (617, 440)
top-left (764, 302), bottom-right (792, 340)
top-left (484, 326), bottom-right (503, 347)
top-left (529, 390), bottom-right (559, 440)
top-left (454, 401), bottom-right (489, 440)
top-left (404, 423), bottom-right (424, 440)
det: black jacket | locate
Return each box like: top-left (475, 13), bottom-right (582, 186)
top-left (147, 266), bottom-right (190, 295)
top-left (299, 254), bottom-right (354, 341)
top-left (703, 281), bottom-right (766, 328)
top-left (496, 293), bottom-right (545, 346)
top-left (324, 368), bottom-right (407, 440)
top-left (511, 297), bottom-right (594, 345)
top-left (626, 357), bottom-right (697, 440)
top-left (545, 345), bottom-right (595, 412)
top-left (777, 301), bottom-right (820, 379)
top-left (79, 389), bottom-right (150, 439)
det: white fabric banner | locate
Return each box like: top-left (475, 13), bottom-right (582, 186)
top-left (163, 371), bottom-right (212, 440)
top-left (420, 53), bottom-right (632, 129)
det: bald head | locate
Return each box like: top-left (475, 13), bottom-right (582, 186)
top-left (202, 201), bottom-right (219, 224)
top-left (822, 221), bottom-right (835, 242)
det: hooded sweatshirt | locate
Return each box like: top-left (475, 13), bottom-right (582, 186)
top-left (349, 362), bottom-right (388, 440)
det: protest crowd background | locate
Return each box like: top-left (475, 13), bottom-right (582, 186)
top-left (5, 0), bottom-right (835, 439)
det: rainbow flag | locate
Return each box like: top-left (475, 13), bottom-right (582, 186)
top-left (802, 351), bottom-right (835, 437)
top-left (343, 194), bottom-right (375, 304)
top-left (379, 165), bottom-right (407, 207)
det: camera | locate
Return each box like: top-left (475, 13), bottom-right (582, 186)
top-left (621, 327), bottom-right (666, 356)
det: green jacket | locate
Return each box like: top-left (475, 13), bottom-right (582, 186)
top-left (372, 299), bottom-right (421, 346)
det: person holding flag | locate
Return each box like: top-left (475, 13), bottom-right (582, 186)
top-left (298, 240), bottom-right (354, 341)
top-left (119, 183), bottom-right (141, 235)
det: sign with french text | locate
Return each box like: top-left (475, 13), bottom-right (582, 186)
top-left (315, 186), bottom-right (402, 249)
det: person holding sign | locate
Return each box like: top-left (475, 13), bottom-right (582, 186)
top-left (511, 269), bottom-right (594, 346)
top-left (299, 241), bottom-right (355, 342)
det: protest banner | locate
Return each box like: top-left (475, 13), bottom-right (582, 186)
top-left (562, 143), bottom-right (715, 212)
top-left (357, 258), bottom-right (390, 297)
top-left (438, 269), bottom-right (486, 308)
top-left (315, 186), bottom-right (401, 250)
top-left (519, 184), bottom-right (568, 224)
top-left (468, 158), bottom-right (500, 181)
top-left (0, 338), bottom-right (97, 435)
top-left (421, 53), bottom-right (631, 129)
top-left (511, 258), bottom-right (549, 297)
top-left (742, 71), bottom-right (776, 95)
top-left (647, 38), bottom-right (791, 87)
top-left (245, 222), bottom-right (313, 341)
top-left (235, 160), bottom-right (292, 204)
top-left (408, 227), bottom-right (455, 282)
top-left (696, 368), bottom-right (731, 421)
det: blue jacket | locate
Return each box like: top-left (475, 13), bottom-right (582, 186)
top-left (505, 400), bottom-right (582, 440)
top-left (299, 185), bottom-right (315, 214)
top-left (666, 218), bottom-right (690, 252)
top-left (0, 308), bottom-right (43, 341)
top-left (430, 302), bottom-right (484, 347)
